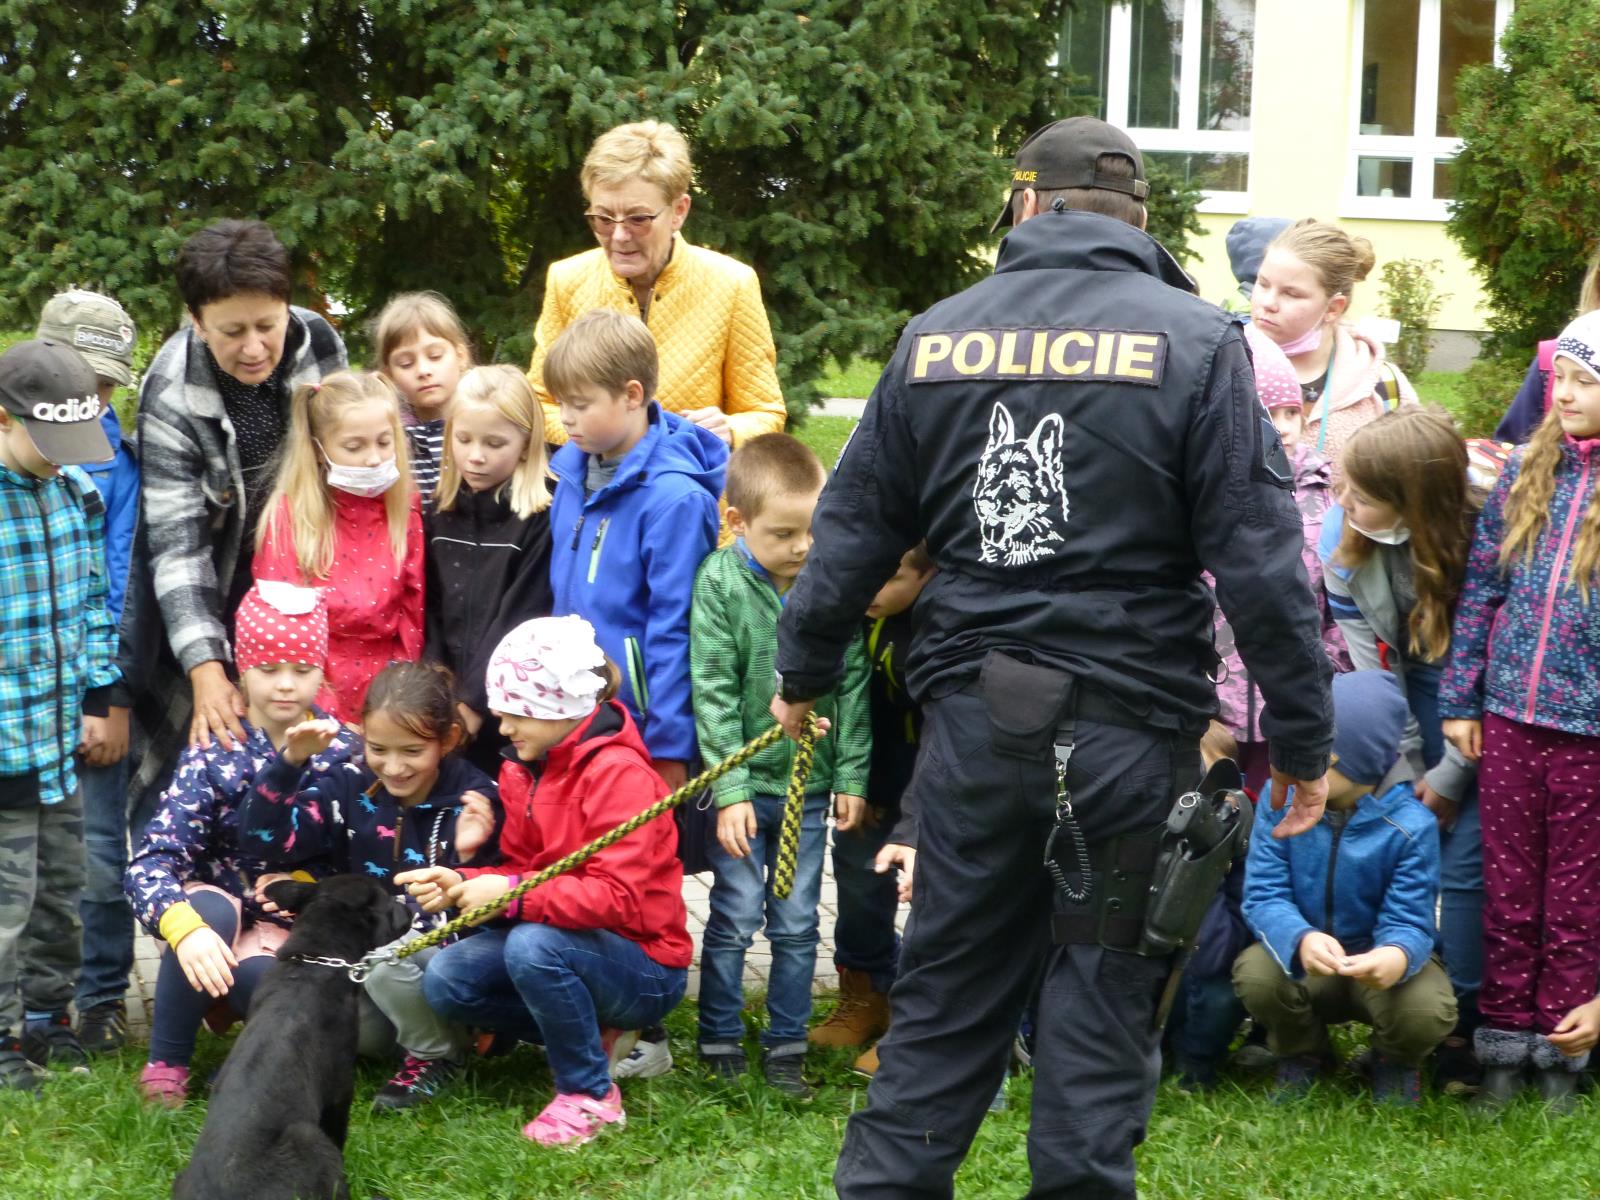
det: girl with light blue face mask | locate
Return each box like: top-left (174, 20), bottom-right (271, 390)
top-left (1318, 408), bottom-right (1487, 1092)
top-left (250, 370), bottom-right (425, 723)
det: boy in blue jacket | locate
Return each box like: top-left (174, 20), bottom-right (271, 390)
top-left (544, 310), bottom-right (728, 792)
top-left (1234, 669), bottom-right (1457, 1105)
top-left (36, 290), bottom-right (143, 1053)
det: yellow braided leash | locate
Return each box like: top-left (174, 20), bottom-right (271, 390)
top-left (770, 714), bottom-right (818, 901)
top-left (348, 713), bottom-right (819, 981)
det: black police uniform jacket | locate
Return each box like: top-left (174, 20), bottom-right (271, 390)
top-left (777, 210), bottom-right (1332, 782)
top-left (423, 486), bottom-right (554, 720)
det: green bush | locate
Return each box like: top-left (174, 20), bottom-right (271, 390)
top-left (1379, 259), bottom-right (1448, 378)
top-left (1447, 0), bottom-right (1600, 357)
top-left (1450, 354), bottom-right (1528, 439)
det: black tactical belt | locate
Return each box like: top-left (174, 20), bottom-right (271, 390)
top-left (1050, 827), bottom-right (1164, 949)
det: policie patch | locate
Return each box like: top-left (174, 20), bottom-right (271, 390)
top-left (907, 327), bottom-right (1168, 387)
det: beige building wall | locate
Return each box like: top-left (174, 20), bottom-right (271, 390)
top-left (1175, 0), bottom-right (1493, 334)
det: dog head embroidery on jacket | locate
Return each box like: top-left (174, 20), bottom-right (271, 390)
top-left (972, 401), bottom-right (1068, 566)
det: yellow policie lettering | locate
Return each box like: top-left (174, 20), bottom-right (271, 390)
top-left (907, 328), bottom-right (1168, 388)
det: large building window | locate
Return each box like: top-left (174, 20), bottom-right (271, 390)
top-left (1059, 0), bottom-right (1256, 213)
top-left (1348, 0), bottom-right (1513, 219)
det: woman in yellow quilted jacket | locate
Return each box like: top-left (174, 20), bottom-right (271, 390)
top-left (526, 121), bottom-right (787, 449)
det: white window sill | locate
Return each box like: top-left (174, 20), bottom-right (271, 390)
top-left (1339, 196), bottom-right (1454, 223)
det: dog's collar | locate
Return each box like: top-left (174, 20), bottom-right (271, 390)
top-left (281, 952), bottom-right (367, 974)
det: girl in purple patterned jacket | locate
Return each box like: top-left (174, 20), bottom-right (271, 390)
top-left (1440, 311), bottom-right (1600, 1113)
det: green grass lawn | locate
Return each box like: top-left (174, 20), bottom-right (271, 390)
top-left (4, 1006), bottom-right (1600, 1198)
top-left (790, 415), bottom-right (858, 468)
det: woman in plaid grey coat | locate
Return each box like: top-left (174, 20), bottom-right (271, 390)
top-left (113, 221), bottom-right (346, 835)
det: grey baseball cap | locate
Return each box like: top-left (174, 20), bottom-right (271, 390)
top-left (0, 339), bottom-right (114, 466)
top-left (36, 290), bottom-right (136, 386)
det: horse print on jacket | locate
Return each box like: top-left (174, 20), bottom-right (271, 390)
top-left (972, 401), bottom-right (1068, 566)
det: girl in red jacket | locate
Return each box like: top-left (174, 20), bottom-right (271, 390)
top-left (253, 370), bottom-right (424, 720)
top-left (398, 615), bottom-right (689, 1148)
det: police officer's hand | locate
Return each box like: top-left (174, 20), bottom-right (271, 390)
top-left (1297, 931), bottom-right (1346, 977)
top-left (717, 801), bottom-right (758, 859)
top-left (1268, 768), bottom-right (1328, 839)
top-left (875, 843), bottom-right (916, 904)
top-left (769, 695), bottom-right (831, 744)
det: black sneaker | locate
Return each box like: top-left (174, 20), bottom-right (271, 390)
top-left (1371, 1054), bottom-right (1423, 1107)
top-left (763, 1051), bottom-right (816, 1101)
top-left (371, 1055), bottom-right (460, 1112)
top-left (1269, 1054), bottom-right (1322, 1103)
top-left (22, 1013), bottom-right (89, 1074)
top-left (76, 1000), bottom-right (128, 1054)
top-left (699, 1044), bottom-right (748, 1081)
top-left (0, 1035), bottom-right (46, 1092)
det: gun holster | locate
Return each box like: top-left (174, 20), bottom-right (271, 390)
top-left (1137, 757), bottom-right (1252, 956)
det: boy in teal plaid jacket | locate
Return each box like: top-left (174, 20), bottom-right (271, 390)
top-left (690, 433), bottom-right (871, 1097)
top-left (0, 341), bottom-right (121, 1090)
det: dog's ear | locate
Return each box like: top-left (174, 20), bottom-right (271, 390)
top-left (264, 879), bottom-right (318, 914)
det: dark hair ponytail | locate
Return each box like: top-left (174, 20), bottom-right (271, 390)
top-left (363, 661), bottom-right (464, 745)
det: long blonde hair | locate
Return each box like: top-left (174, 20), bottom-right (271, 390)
top-left (256, 370), bottom-right (414, 580)
top-left (434, 365), bottom-right (551, 519)
top-left (1500, 406), bottom-right (1600, 602)
top-left (1268, 218), bottom-right (1377, 303)
top-left (1336, 408), bottom-right (1477, 661)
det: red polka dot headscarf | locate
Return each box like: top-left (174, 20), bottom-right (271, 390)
top-left (1244, 322), bottom-right (1302, 411)
top-left (234, 581), bottom-right (329, 673)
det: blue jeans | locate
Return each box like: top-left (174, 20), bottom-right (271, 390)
top-left (1408, 661), bottom-right (1485, 1008)
top-left (1166, 973), bottom-right (1247, 1067)
top-left (423, 924), bottom-right (686, 1099)
top-left (76, 757), bottom-right (132, 1011)
top-left (698, 792), bottom-right (829, 1052)
top-left (831, 820), bottom-right (899, 993)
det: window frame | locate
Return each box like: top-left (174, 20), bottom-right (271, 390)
top-left (1099, 0), bottom-right (1257, 215)
top-left (1342, 0), bottom-right (1513, 222)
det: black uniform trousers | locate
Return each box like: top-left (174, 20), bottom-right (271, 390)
top-left (835, 685), bottom-right (1200, 1199)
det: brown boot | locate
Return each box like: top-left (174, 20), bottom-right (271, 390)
top-left (852, 1041), bottom-right (880, 1077)
top-left (808, 968), bottom-right (890, 1048)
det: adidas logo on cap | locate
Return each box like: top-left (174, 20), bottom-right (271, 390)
top-left (31, 395), bottom-right (102, 423)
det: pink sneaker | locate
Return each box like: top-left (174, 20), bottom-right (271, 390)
top-left (139, 1061), bottom-right (189, 1108)
top-left (522, 1085), bottom-right (626, 1148)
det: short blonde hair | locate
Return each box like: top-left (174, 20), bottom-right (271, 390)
top-left (543, 310), bottom-right (659, 402)
top-left (435, 365), bottom-right (551, 519)
top-left (257, 370), bottom-right (413, 579)
top-left (581, 121), bottom-right (694, 202)
top-left (373, 291), bottom-right (473, 371)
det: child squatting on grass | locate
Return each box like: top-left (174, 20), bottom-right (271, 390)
top-left (236, 660), bottom-right (499, 1112)
top-left (125, 582), bottom-right (358, 1107)
top-left (403, 615), bottom-right (691, 1149)
top-left (1234, 670), bottom-right (1458, 1106)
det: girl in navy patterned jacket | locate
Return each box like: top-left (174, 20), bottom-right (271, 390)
top-left (1441, 311), bottom-right (1600, 1111)
top-left (237, 660), bottom-right (499, 1112)
top-left (125, 582), bottom-right (354, 1106)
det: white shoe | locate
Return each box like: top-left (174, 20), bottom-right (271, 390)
top-left (612, 1036), bottom-right (673, 1080)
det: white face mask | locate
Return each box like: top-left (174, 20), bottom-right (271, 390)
top-left (323, 456), bottom-right (400, 499)
top-left (1350, 518), bottom-right (1411, 546)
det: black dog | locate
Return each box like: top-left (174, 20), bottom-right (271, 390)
top-left (173, 874), bottom-right (411, 1200)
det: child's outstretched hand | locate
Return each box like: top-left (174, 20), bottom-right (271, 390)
top-left (717, 801), bottom-right (758, 858)
top-left (175, 926), bottom-right (238, 999)
top-left (447, 873), bottom-right (518, 923)
top-left (395, 866), bottom-right (465, 914)
top-left (1442, 718), bottom-right (1482, 762)
top-left (834, 793), bottom-right (866, 832)
top-left (1338, 945), bottom-right (1408, 990)
top-left (282, 717), bottom-right (341, 766)
top-left (455, 791), bottom-right (495, 860)
top-left (1297, 931), bottom-right (1347, 976)
top-left (253, 871), bottom-right (296, 914)
top-left (1550, 996), bottom-right (1600, 1057)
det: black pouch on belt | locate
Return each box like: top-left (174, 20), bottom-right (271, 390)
top-left (978, 650), bottom-right (1077, 759)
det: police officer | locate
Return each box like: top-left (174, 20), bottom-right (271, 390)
top-left (770, 118), bottom-right (1334, 1198)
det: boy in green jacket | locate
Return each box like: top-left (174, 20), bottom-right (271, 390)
top-left (691, 433), bottom-right (871, 1098)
